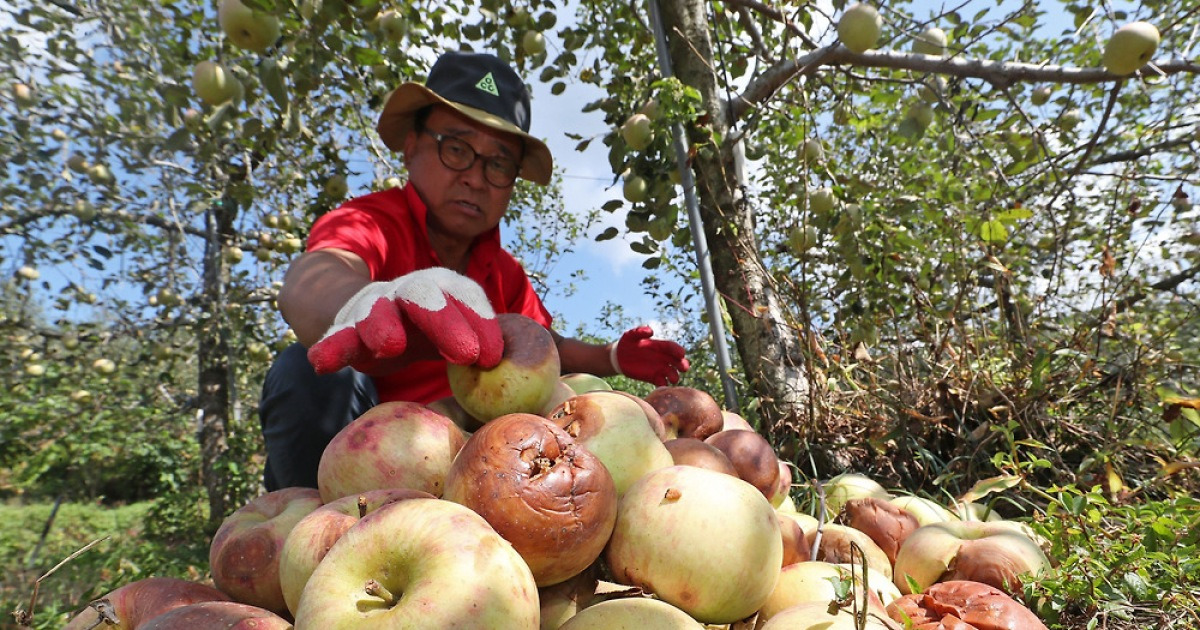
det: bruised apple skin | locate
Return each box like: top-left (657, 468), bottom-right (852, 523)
top-left (279, 488), bottom-right (433, 616)
top-left (644, 386), bottom-right (724, 440)
top-left (442, 413), bottom-right (618, 586)
top-left (316, 401), bottom-right (467, 502)
top-left (138, 601), bottom-right (292, 630)
top-left (705, 429), bottom-right (781, 499)
top-left (893, 520), bottom-right (1051, 595)
top-left (63, 577), bottom-right (230, 630)
top-left (886, 580), bottom-right (1049, 630)
top-left (839, 496), bottom-right (920, 565)
top-left (663, 437), bottom-right (738, 476)
top-left (605, 465), bottom-right (782, 624)
top-left (777, 512), bottom-right (811, 567)
top-left (547, 391), bottom-right (674, 496)
top-left (208, 486), bottom-right (323, 616)
top-left (447, 313), bottom-right (561, 422)
top-left (806, 522), bottom-right (893, 580)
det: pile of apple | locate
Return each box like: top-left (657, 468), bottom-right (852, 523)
top-left (64, 314), bottom-right (1054, 629)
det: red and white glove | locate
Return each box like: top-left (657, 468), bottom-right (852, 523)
top-left (307, 268), bottom-right (502, 375)
top-left (609, 326), bottom-right (690, 386)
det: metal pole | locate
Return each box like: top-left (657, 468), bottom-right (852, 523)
top-left (647, 0), bottom-right (740, 412)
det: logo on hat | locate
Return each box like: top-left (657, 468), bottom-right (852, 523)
top-left (475, 72), bottom-right (500, 96)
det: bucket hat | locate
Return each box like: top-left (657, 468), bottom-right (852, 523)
top-left (377, 51), bottom-right (553, 185)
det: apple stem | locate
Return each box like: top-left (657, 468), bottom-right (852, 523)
top-left (357, 495), bottom-right (368, 518)
top-left (364, 579), bottom-right (397, 605)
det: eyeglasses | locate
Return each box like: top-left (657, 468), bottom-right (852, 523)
top-left (422, 130), bottom-right (521, 188)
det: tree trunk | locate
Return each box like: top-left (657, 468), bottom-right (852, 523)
top-left (198, 198), bottom-right (237, 529)
top-left (658, 0), bottom-right (811, 449)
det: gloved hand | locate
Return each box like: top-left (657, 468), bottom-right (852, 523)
top-left (307, 267), bottom-right (502, 375)
top-left (610, 326), bottom-right (690, 386)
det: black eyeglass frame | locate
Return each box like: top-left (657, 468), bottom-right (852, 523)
top-left (420, 128), bottom-right (522, 188)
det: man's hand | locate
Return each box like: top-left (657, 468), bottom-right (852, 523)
top-left (610, 326), bottom-right (690, 386)
top-left (307, 268), bottom-right (502, 374)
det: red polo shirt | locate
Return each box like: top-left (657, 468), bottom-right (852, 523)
top-left (306, 183), bottom-right (553, 403)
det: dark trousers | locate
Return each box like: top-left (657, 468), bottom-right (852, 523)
top-left (259, 343), bottom-right (379, 491)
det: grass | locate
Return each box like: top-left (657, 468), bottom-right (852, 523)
top-left (0, 500), bottom-right (209, 630)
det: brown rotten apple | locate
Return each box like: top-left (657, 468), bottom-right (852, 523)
top-left (839, 496), bottom-right (920, 565)
top-left (139, 601), bottom-right (292, 629)
top-left (442, 413), bottom-right (618, 586)
top-left (705, 429), bottom-right (781, 500)
top-left (316, 401), bottom-right (466, 502)
top-left (893, 520), bottom-right (1051, 595)
top-left (447, 313), bottom-right (561, 421)
top-left (208, 486), bottom-right (323, 616)
top-left (279, 488), bottom-right (432, 615)
top-left (807, 522), bottom-right (893, 580)
top-left (645, 385), bottom-right (724, 440)
top-left (886, 580), bottom-right (1048, 630)
top-left (63, 577), bottom-right (230, 630)
top-left (663, 437), bottom-right (738, 476)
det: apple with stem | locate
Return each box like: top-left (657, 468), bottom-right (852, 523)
top-left (292, 498), bottom-right (540, 628)
top-left (63, 577), bottom-right (230, 630)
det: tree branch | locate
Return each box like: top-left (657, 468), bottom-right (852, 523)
top-left (731, 45), bottom-right (1200, 121)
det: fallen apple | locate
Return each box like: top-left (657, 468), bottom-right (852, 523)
top-left (63, 577), bottom-right (230, 630)
top-left (558, 596), bottom-right (704, 629)
top-left (138, 601), bottom-right (292, 629)
top-left (316, 401), bottom-right (466, 502)
top-left (821, 472), bottom-right (892, 517)
top-left (538, 569), bottom-right (599, 630)
top-left (892, 520), bottom-right (1051, 595)
top-left (886, 580), bottom-right (1048, 629)
top-left (720, 409), bottom-right (756, 432)
top-left (645, 385), bottom-right (724, 440)
top-left (292, 498), bottom-right (540, 628)
top-left (755, 561), bottom-right (894, 627)
top-left (560, 372), bottom-right (613, 395)
top-left (705, 429), bottom-right (781, 499)
top-left (778, 512), bottom-right (811, 567)
top-left (547, 391), bottom-right (674, 496)
top-left (888, 494), bottom-right (955, 525)
top-left (605, 465), bottom-right (782, 624)
top-left (758, 601), bottom-right (898, 629)
top-left (208, 487), bottom-right (323, 616)
top-left (663, 437), bottom-right (738, 477)
top-left (839, 496), bottom-right (919, 565)
top-left (442, 413), bottom-right (617, 586)
top-left (807, 522), bottom-right (893, 580)
top-left (279, 488), bottom-right (432, 616)
top-left (447, 313), bottom-right (561, 422)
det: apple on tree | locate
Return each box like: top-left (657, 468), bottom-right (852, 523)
top-left (620, 112), bottom-right (654, 151)
top-left (1102, 21), bottom-right (1160, 76)
top-left (522, 30), bottom-right (547, 55)
top-left (218, 0), bottom-right (281, 54)
top-left (913, 26), bottom-right (948, 56)
top-left (837, 3), bottom-right (882, 54)
top-left (192, 61), bottom-right (241, 107)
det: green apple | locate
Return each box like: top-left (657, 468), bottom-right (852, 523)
top-left (788, 225), bottom-right (819, 254)
top-left (558, 597), bottom-right (703, 629)
top-left (800, 138), bottom-right (824, 164)
top-left (25, 364), bottom-right (45, 376)
top-left (809, 187), bottom-right (836, 215)
top-left (837, 3), bottom-right (882, 54)
top-left (620, 113), bottom-right (654, 151)
top-left (907, 101), bottom-right (935, 130)
top-left (605, 466), bottom-right (782, 624)
top-left (918, 75), bottom-right (946, 103)
top-left (447, 314), bottom-right (561, 422)
top-left (50, 128), bottom-right (67, 141)
top-left (913, 26), bottom-right (947, 56)
top-left (192, 61), bottom-right (241, 106)
top-left (1031, 85), bottom-right (1053, 106)
top-left (70, 390), bottom-right (92, 403)
top-left (324, 174), bottom-right (348, 198)
top-left (292, 498), bottom-right (540, 629)
top-left (382, 176), bottom-right (402, 189)
top-left (375, 9), bottom-right (406, 42)
top-left (560, 372), bottom-right (613, 394)
top-left (12, 82), bottom-right (34, 108)
top-left (1103, 21), bottom-right (1159, 75)
top-left (1058, 108), bottom-right (1083, 131)
top-left (92, 358), bottom-right (115, 374)
top-left (622, 174), bottom-right (648, 202)
top-left (87, 164), bottom-right (114, 184)
top-left (522, 30), bottom-right (546, 55)
top-left (16, 265), bottom-right (39, 280)
top-left (66, 154), bottom-right (90, 173)
top-left (893, 520), bottom-right (1050, 595)
top-left (218, 0), bottom-right (281, 54)
top-left (255, 247), bottom-right (272, 262)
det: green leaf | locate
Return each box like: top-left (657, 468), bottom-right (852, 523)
top-left (260, 58), bottom-right (288, 109)
top-left (595, 227), bottom-right (618, 241)
top-left (979, 219), bottom-right (1008, 243)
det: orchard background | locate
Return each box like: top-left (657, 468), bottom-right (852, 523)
top-left (1, 0), bottom-right (1199, 628)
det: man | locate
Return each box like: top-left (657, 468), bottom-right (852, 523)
top-left (260, 50), bottom-right (690, 491)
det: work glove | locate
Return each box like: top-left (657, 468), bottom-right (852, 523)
top-left (610, 326), bottom-right (690, 386)
top-left (307, 267), bottom-right (502, 375)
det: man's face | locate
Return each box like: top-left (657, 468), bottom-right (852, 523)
top-left (404, 105), bottom-right (524, 247)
